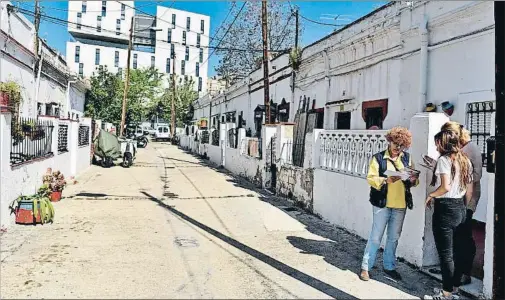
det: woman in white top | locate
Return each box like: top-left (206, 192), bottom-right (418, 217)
top-left (424, 130), bottom-right (473, 300)
top-left (440, 121), bottom-right (482, 285)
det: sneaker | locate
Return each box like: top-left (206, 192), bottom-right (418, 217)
top-left (383, 269), bottom-right (402, 281)
top-left (424, 288), bottom-right (460, 300)
top-left (359, 269), bottom-right (370, 281)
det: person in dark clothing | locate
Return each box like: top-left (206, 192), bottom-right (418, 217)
top-left (424, 130), bottom-right (474, 300)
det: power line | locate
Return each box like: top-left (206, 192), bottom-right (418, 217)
top-left (299, 13), bottom-right (346, 27)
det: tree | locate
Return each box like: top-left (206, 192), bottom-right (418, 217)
top-left (215, 1), bottom-right (301, 84)
top-left (149, 76), bottom-right (198, 127)
top-left (84, 67), bottom-right (164, 127)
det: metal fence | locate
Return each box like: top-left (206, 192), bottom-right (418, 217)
top-left (10, 117), bottom-right (54, 165)
top-left (78, 125), bottom-right (90, 147)
top-left (227, 128), bottom-right (237, 148)
top-left (211, 129), bottom-right (219, 146)
top-left (466, 101), bottom-right (495, 166)
top-left (58, 124), bottom-right (69, 153)
top-left (201, 130), bottom-right (209, 144)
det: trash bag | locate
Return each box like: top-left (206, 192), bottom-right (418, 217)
top-left (93, 129), bottom-right (122, 160)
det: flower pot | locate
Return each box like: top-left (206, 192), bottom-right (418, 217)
top-left (50, 191), bottom-right (62, 202)
top-left (15, 200), bottom-right (42, 225)
top-left (0, 92), bottom-right (9, 113)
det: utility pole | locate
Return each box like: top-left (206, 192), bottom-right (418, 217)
top-left (294, 8), bottom-right (299, 49)
top-left (261, 0), bottom-right (270, 125)
top-left (120, 16), bottom-right (134, 137)
top-left (170, 55), bottom-right (176, 140)
top-left (33, 0), bottom-right (40, 61)
top-left (493, 2), bottom-right (504, 299)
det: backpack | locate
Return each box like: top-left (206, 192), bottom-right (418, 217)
top-left (369, 151), bottom-right (414, 209)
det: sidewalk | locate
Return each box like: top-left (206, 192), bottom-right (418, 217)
top-left (1, 143), bottom-right (447, 299)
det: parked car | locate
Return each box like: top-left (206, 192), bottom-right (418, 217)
top-left (155, 126), bottom-right (171, 141)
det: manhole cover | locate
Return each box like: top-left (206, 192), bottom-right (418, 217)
top-left (174, 237), bottom-right (199, 248)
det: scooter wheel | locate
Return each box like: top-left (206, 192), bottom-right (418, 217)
top-left (123, 153), bottom-right (133, 168)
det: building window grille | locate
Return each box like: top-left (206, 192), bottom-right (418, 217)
top-left (170, 44), bottom-right (175, 59)
top-left (121, 4), bottom-right (125, 20)
top-left (166, 58), bottom-right (171, 73)
top-left (114, 51), bottom-right (119, 67)
top-left (181, 60), bottom-right (185, 75)
top-left (167, 29), bottom-right (172, 43)
top-left (466, 101), bottom-right (496, 166)
top-left (75, 46), bottom-right (80, 63)
top-left (198, 77), bottom-right (202, 92)
top-left (186, 17), bottom-right (191, 30)
top-left (77, 12), bottom-right (82, 29)
top-left (182, 31), bottom-right (186, 45)
top-left (97, 16), bottom-right (102, 32)
top-left (95, 49), bottom-right (100, 65)
top-left (196, 62), bottom-right (200, 77)
top-left (171, 14), bottom-right (176, 29)
top-left (82, 1), bottom-right (87, 13)
top-left (78, 126), bottom-right (90, 147)
top-left (79, 63), bottom-right (84, 77)
top-left (101, 1), bottom-right (106, 17)
top-left (197, 34), bottom-right (201, 48)
top-left (116, 19), bottom-right (121, 35)
top-left (58, 124), bottom-right (69, 153)
top-left (185, 46), bottom-right (189, 61)
top-left (199, 48), bottom-right (203, 63)
top-left (10, 117), bottom-right (54, 165)
top-left (200, 20), bottom-right (204, 33)
top-left (133, 54), bottom-right (138, 69)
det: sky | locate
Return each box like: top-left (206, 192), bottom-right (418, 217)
top-left (15, 1), bottom-right (385, 76)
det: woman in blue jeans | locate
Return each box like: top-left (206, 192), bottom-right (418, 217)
top-left (424, 130), bottom-right (473, 300)
top-left (360, 127), bottom-right (418, 282)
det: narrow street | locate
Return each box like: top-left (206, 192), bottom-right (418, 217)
top-left (0, 143), bottom-right (442, 299)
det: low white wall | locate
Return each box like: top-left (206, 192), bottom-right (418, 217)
top-left (277, 165), bottom-right (314, 210)
top-left (0, 114), bottom-right (91, 227)
top-left (207, 144), bottom-right (222, 166)
top-left (225, 147), bottom-right (263, 186)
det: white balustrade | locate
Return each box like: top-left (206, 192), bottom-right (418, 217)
top-left (318, 130), bottom-right (388, 178)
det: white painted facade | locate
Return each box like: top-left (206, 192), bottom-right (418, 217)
top-left (66, 2), bottom-right (210, 95)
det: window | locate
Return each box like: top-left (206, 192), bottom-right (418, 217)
top-left (198, 77), bottom-right (202, 92)
top-left (116, 19), bottom-right (121, 35)
top-left (182, 31), bottom-right (186, 45)
top-left (97, 16), bottom-right (102, 32)
top-left (78, 126), bottom-right (90, 147)
top-left (101, 1), bottom-right (106, 17)
top-left (200, 20), bottom-right (204, 33)
top-left (95, 49), bottom-right (100, 65)
top-left (466, 101), bottom-right (496, 165)
top-left (75, 46), bottom-right (80, 63)
top-left (167, 29), bottom-right (172, 43)
top-left (82, 1), bottom-right (87, 13)
top-left (118, 67), bottom-right (123, 77)
top-left (151, 56), bottom-right (155, 68)
top-left (79, 63), bottom-right (84, 77)
top-left (362, 99), bottom-right (388, 129)
top-left (196, 62), bottom-right (200, 77)
top-left (121, 4), bottom-right (125, 20)
top-left (114, 51), bottom-right (119, 67)
top-left (196, 34), bottom-right (201, 48)
top-left (77, 12), bottom-right (82, 29)
top-left (170, 44), bottom-right (175, 59)
top-left (199, 48), bottom-right (203, 63)
top-left (171, 14), bottom-right (176, 29)
top-left (186, 17), bottom-right (191, 30)
top-left (133, 54), bottom-right (138, 69)
top-left (181, 60), bottom-right (185, 75)
top-left (334, 112), bottom-right (351, 129)
top-left (185, 46), bottom-right (189, 61)
top-left (166, 58), bottom-right (171, 73)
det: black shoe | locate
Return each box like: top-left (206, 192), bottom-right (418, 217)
top-left (384, 269), bottom-right (402, 281)
top-left (461, 275), bottom-right (472, 285)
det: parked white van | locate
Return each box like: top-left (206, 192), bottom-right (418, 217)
top-left (154, 125), bottom-right (170, 141)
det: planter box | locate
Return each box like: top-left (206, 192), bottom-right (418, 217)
top-left (50, 191), bottom-right (62, 202)
top-left (0, 92), bottom-right (10, 113)
top-left (15, 201), bottom-right (42, 225)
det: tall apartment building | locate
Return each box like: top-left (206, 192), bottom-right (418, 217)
top-left (66, 1), bottom-right (210, 95)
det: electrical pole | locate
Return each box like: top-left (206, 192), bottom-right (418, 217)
top-left (120, 16), bottom-right (134, 137)
top-left (493, 2), bottom-right (504, 299)
top-left (34, 0), bottom-right (40, 61)
top-left (261, 0), bottom-right (270, 125)
top-left (170, 55), bottom-right (176, 140)
top-left (294, 8), bottom-right (299, 49)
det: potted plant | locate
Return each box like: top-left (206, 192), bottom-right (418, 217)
top-left (42, 169), bottom-right (67, 202)
top-left (9, 186), bottom-right (55, 225)
top-left (0, 81), bottom-right (22, 113)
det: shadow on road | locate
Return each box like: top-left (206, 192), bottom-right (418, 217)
top-left (141, 190), bottom-right (357, 300)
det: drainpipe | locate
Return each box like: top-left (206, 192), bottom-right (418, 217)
top-left (419, 16), bottom-right (428, 113)
top-left (34, 45), bottom-right (43, 116)
top-left (66, 77), bottom-right (77, 119)
top-left (323, 49), bottom-right (331, 129)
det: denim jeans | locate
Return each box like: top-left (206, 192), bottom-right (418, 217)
top-left (361, 206), bottom-right (407, 271)
top-left (433, 198), bottom-right (467, 292)
top-left (461, 209), bottom-right (476, 276)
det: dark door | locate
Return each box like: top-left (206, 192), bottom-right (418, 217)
top-left (365, 107), bottom-right (383, 129)
top-left (336, 112), bottom-right (351, 129)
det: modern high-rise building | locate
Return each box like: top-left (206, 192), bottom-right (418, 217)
top-left (66, 1), bottom-right (210, 95)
